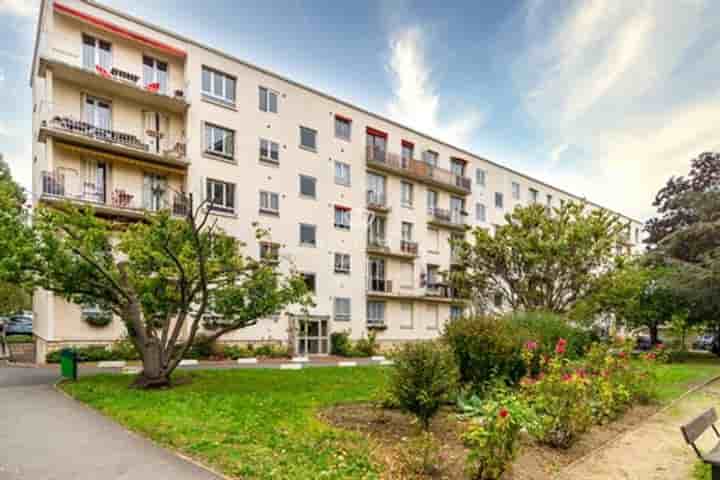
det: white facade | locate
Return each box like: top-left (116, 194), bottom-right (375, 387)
top-left (29, 0), bottom-right (644, 361)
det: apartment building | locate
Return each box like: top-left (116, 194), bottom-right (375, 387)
top-left (29, 0), bottom-right (643, 362)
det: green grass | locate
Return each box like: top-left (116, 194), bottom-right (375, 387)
top-left (61, 367), bottom-right (387, 480)
top-left (654, 353), bottom-right (720, 403)
top-left (693, 460), bottom-right (711, 480)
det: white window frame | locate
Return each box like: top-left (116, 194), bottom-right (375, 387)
top-left (202, 67), bottom-right (236, 104)
top-left (512, 182), bottom-right (521, 200)
top-left (427, 304), bottom-right (439, 330)
top-left (259, 190), bottom-right (279, 215)
top-left (476, 202), bottom-right (487, 222)
top-left (334, 252), bottom-right (351, 274)
top-left (205, 123), bottom-right (234, 159)
top-left (495, 192), bottom-right (504, 209)
top-left (334, 297), bottom-right (351, 321)
top-left (423, 150), bottom-right (438, 166)
top-left (259, 138), bottom-right (280, 164)
top-left (300, 126), bottom-right (317, 151)
top-left (143, 56), bottom-right (168, 94)
top-left (367, 301), bottom-right (386, 326)
top-left (259, 86), bottom-right (278, 113)
top-left (401, 181), bottom-right (414, 207)
top-left (401, 222), bottom-right (413, 242)
top-left (82, 34), bottom-right (112, 71)
top-left (334, 206), bottom-right (351, 230)
top-left (529, 188), bottom-right (539, 203)
top-left (400, 302), bottom-right (414, 329)
top-left (300, 223), bottom-right (317, 247)
top-left (206, 179), bottom-right (235, 214)
top-left (299, 175), bottom-right (317, 198)
top-left (334, 116), bottom-right (351, 141)
top-left (334, 161), bottom-right (351, 186)
top-left (476, 169), bottom-right (487, 187)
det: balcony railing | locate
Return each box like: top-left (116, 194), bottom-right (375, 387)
top-left (425, 283), bottom-right (460, 299)
top-left (400, 240), bottom-right (419, 255)
top-left (366, 146), bottom-right (472, 193)
top-left (427, 207), bottom-right (467, 228)
top-left (368, 278), bottom-right (393, 294)
top-left (366, 190), bottom-right (389, 209)
top-left (48, 116), bottom-right (148, 151)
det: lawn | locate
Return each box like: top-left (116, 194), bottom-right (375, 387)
top-left (61, 366), bottom-right (388, 480)
top-left (60, 355), bottom-right (720, 480)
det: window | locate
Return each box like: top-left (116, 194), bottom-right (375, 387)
top-left (259, 242), bottom-right (280, 262)
top-left (81, 304), bottom-right (112, 325)
top-left (512, 182), bottom-right (521, 200)
top-left (334, 253), bottom-right (351, 274)
top-left (202, 67), bottom-right (236, 104)
top-left (334, 297), bottom-right (351, 321)
top-left (143, 56), bottom-right (168, 94)
top-left (206, 179), bottom-right (235, 214)
top-left (334, 161), bottom-right (351, 186)
top-left (546, 194), bottom-right (553, 206)
top-left (334, 115), bottom-right (351, 140)
top-left (84, 96), bottom-right (111, 130)
top-left (428, 227), bottom-right (440, 251)
top-left (423, 150), bottom-right (438, 167)
top-left (529, 188), bottom-right (539, 203)
top-left (204, 124), bottom-right (234, 158)
top-left (427, 189), bottom-right (438, 212)
top-left (427, 304), bottom-right (439, 330)
top-left (401, 222), bottom-right (413, 242)
top-left (476, 203), bottom-right (487, 222)
top-left (82, 34), bottom-right (112, 70)
top-left (493, 292), bottom-right (503, 308)
top-left (368, 216), bottom-right (386, 247)
top-left (402, 141), bottom-right (414, 165)
top-left (259, 139), bottom-right (280, 163)
top-left (302, 273), bottom-right (316, 293)
top-left (635, 228), bottom-right (640, 244)
top-left (299, 175), bottom-right (317, 198)
top-left (451, 158), bottom-right (466, 177)
top-left (401, 181), bottom-right (414, 207)
top-left (142, 173), bottom-right (167, 211)
top-left (495, 192), bottom-right (504, 209)
top-left (259, 191), bottom-right (279, 215)
top-left (300, 223), bottom-right (316, 246)
top-left (450, 306), bottom-right (463, 320)
top-left (367, 301), bottom-right (386, 326)
top-left (258, 86), bottom-right (278, 113)
top-left (334, 206), bottom-right (351, 230)
top-left (300, 126), bottom-right (317, 150)
top-left (366, 130), bottom-right (387, 161)
top-left (367, 173), bottom-right (386, 205)
top-left (400, 302), bottom-right (414, 329)
top-left (476, 169), bottom-right (486, 187)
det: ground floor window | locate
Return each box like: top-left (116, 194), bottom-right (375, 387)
top-left (367, 301), bottom-right (385, 327)
top-left (295, 316), bottom-right (329, 355)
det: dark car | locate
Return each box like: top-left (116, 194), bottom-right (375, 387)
top-left (693, 334), bottom-right (715, 351)
top-left (635, 335), bottom-right (663, 351)
top-left (5, 315), bottom-right (33, 336)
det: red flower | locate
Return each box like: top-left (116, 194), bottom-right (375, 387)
top-left (499, 408), bottom-right (509, 418)
top-left (562, 373), bottom-right (573, 382)
top-left (525, 340), bottom-right (538, 351)
top-left (618, 351), bottom-right (627, 358)
top-left (647, 353), bottom-right (656, 360)
top-left (656, 344), bottom-right (665, 350)
top-left (555, 338), bottom-right (567, 355)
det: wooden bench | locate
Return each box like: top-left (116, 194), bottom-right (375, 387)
top-left (681, 408), bottom-right (720, 479)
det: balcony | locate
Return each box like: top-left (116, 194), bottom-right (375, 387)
top-left (366, 190), bottom-right (390, 212)
top-left (367, 237), bottom-right (419, 259)
top-left (366, 147), bottom-right (472, 195)
top-left (38, 108), bottom-right (188, 170)
top-left (425, 283), bottom-right (463, 303)
top-left (427, 207), bottom-right (468, 231)
top-left (40, 170), bottom-right (186, 220)
top-left (367, 278), bottom-right (393, 299)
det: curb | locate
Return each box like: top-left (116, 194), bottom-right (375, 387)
top-left (556, 373), bottom-right (720, 477)
top-left (52, 380), bottom-right (233, 480)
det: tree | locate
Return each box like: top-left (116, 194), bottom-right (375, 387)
top-left (0, 198), bottom-right (310, 388)
top-left (0, 284), bottom-right (31, 316)
top-left (646, 152), bottom-right (720, 245)
top-left (450, 202), bottom-right (627, 314)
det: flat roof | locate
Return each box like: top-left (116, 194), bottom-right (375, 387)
top-left (32, 0), bottom-right (642, 224)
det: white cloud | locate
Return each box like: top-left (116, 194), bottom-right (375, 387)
top-left (385, 25), bottom-right (484, 147)
top-left (0, 0), bottom-right (38, 17)
top-left (512, 0), bottom-right (720, 220)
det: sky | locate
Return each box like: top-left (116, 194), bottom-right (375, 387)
top-left (2, 0), bottom-right (720, 221)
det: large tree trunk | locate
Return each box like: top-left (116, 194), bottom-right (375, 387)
top-left (649, 322), bottom-right (660, 346)
top-left (133, 338), bottom-right (171, 388)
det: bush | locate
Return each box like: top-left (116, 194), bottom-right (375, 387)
top-left (354, 331), bottom-right (379, 357)
top-left (443, 316), bottom-right (525, 390)
top-left (506, 311), bottom-right (596, 360)
top-left (330, 331), bottom-right (354, 356)
top-left (388, 341), bottom-right (458, 430)
top-left (46, 345), bottom-right (124, 363)
top-left (463, 386), bottom-right (534, 480)
top-left (397, 431), bottom-right (441, 477)
top-left (6, 334), bottom-right (33, 344)
top-left (253, 344), bottom-right (290, 358)
top-left (183, 334), bottom-right (217, 359)
top-left (222, 345), bottom-right (257, 359)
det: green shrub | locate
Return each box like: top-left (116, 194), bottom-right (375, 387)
top-left (46, 345), bottom-right (124, 363)
top-left (222, 345), bottom-right (256, 359)
top-left (443, 316), bottom-right (525, 390)
top-left (388, 341), bottom-right (458, 430)
top-left (462, 386), bottom-right (534, 480)
top-left (254, 344), bottom-right (290, 358)
top-left (354, 331), bottom-right (379, 357)
top-left (330, 331), bottom-right (353, 356)
top-left (397, 431), bottom-right (441, 477)
top-left (6, 334), bottom-right (33, 344)
top-left (112, 337), bottom-right (141, 361)
top-left (506, 311), bottom-right (596, 360)
top-left (183, 334), bottom-right (216, 359)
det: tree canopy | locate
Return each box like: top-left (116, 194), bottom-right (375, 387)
top-left (450, 201), bottom-right (628, 314)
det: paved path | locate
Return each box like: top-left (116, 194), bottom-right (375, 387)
top-left (0, 366), bottom-right (221, 480)
top-left (559, 379), bottom-right (720, 480)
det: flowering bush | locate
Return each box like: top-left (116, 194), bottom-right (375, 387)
top-left (520, 338), bottom-right (593, 448)
top-left (463, 386), bottom-right (534, 479)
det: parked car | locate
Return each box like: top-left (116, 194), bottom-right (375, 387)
top-left (5, 314), bottom-right (33, 336)
top-left (693, 334), bottom-right (716, 351)
top-left (635, 335), bottom-right (663, 351)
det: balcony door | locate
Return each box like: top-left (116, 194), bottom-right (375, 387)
top-left (368, 215), bottom-right (386, 247)
top-left (83, 159), bottom-right (107, 204)
top-left (143, 111), bottom-right (170, 153)
top-left (367, 173), bottom-right (386, 205)
top-left (295, 316), bottom-right (329, 356)
top-left (84, 96), bottom-right (111, 131)
top-left (368, 257), bottom-right (386, 292)
top-left (366, 132), bottom-right (386, 161)
top-left (450, 196), bottom-right (465, 222)
top-left (143, 173), bottom-right (168, 211)
top-left (451, 158), bottom-right (466, 177)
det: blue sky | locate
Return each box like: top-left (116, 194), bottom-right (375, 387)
top-left (2, 0), bottom-right (720, 220)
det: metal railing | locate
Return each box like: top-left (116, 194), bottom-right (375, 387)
top-left (367, 236), bottom-right (388, 249)
top-left (427, 207), bottom-right (466, 226)
top-left (368, 278), bottom-right (392, 293)
top-left (366, 146), bottom-right (471, 192)
top-left (366, 190), bottom-right (388, 208)
top-left (400, 240), bottom-right (419, 255)
top-left (425, 283), bottom-right (459, 299)
top-left (41, 170), bottom-right (144, 211)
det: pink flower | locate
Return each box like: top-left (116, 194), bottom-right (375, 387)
top-left (562, 373), bottom-right (573, 382)
top-left (647, 353), bottom-right (656, 360)
top-left (499, 408), bottom-right (509, 418)
top-left (555, 338), bottom-right (567, 355)
top-left (656, 344), bottom-right (665, 350)
top-left (617, 351), bottom-right (627, 358)
top-left (525, 340), bottom-right (538, 351)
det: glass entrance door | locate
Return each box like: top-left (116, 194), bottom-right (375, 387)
top-left (296, 316), bottom-right (329, 355)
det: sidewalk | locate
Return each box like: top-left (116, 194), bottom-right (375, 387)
top-left (558, 379), bottom-right (720, 479)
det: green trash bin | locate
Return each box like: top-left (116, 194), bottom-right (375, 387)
top-left (60, 349), bottom-right (77, 381)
